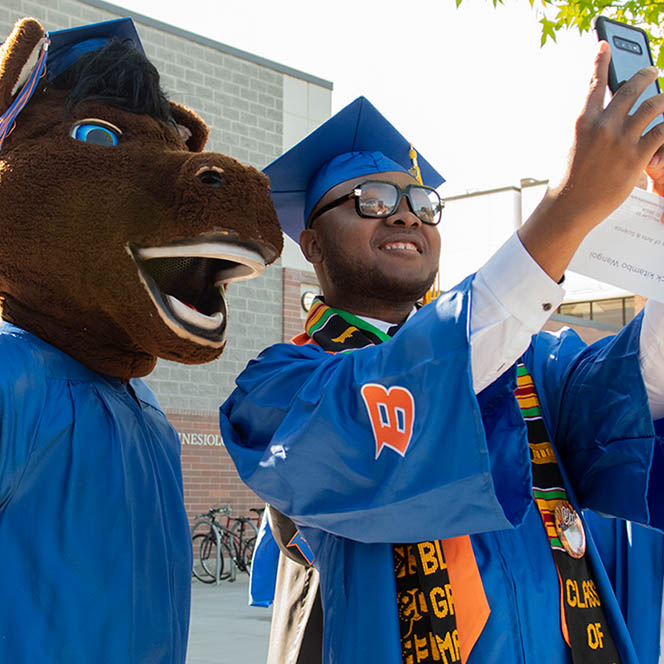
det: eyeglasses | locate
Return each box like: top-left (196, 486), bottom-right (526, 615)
top-left (308, 180), bottom-right (445, 227)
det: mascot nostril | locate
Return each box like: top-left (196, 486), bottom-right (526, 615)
top-left (196, 166), bottom-right (224, 187)
top-left (0, 16), bottom-right (284, 663)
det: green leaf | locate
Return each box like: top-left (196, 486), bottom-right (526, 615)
top-left (656, 46), bottom-right (664, 70)
top-left (540, 16), bottom-right (558, 45)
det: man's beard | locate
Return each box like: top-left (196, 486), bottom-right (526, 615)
top-left (323, 242), bottom-right (437, 305)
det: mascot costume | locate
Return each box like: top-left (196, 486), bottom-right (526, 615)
top-left (0, 17), bottom-right (282, 663)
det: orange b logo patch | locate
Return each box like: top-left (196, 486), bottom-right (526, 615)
top-left (360, 383), bottom-right (415, 459)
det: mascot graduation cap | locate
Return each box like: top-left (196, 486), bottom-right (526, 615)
top-left (0, 16), bottom-right (282, 663)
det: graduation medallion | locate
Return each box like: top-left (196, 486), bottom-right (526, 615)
top-left (554, 501), bottom-right (586, 559)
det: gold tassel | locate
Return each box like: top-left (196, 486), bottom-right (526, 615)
top-left (410, 144), bottom-right (441, 304)
top-left (408, 144), bottom-right (423, 186)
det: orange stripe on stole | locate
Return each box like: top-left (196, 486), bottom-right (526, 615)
top-left (441, 536), bottom-right (490, 664)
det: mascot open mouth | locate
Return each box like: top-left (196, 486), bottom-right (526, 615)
top-left (129, 238), bottom-right (265, 347)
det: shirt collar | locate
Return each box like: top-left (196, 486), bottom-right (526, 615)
top-left (355, 308), bottom-right (417, 334)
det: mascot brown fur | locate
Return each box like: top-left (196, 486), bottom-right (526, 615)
top-left (0, 17), bottom-right (282, 664)
top-left (0, 17), bottom-right (282, 379)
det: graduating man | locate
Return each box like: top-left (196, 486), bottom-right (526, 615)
top-left (221, 45), bottom-right (664, 663)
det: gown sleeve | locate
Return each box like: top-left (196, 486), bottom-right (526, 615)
top-left (221, 277), bottom-right (534, 544)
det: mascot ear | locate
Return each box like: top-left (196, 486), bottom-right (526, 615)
top-left (170, 102), bottom-right (210, 153)
top-left (0, 18), bottom-right (47, 116)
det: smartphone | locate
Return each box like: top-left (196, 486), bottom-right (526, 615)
top-left (593, 16), bottom-right (662, 134)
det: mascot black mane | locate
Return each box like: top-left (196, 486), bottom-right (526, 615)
top-left (0, 17), bottom-right (281, 663)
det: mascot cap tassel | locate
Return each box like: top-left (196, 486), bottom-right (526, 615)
top-left (0, 38), bottom-right (48, 149)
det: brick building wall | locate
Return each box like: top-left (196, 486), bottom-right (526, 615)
top-left (0, 0), bottom-right (332, 524)
top-left (169, 412), bottom-right (262, 517)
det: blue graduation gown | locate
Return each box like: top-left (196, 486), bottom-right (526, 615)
top-left (586, 512), bottom-right (664, 664)
top-left (0, 323), bottom-right (192, 663)
top-left (249, 512), bottom-right (280, 607)
top-left (220, 276), bottom-right (663, 664)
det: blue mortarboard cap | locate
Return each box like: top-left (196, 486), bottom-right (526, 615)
top-left (263, 96), bottom-right (445, 241)
top-left (47, 18), bottom-right (144, 80)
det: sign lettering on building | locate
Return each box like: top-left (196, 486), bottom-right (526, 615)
top-left (178, 432), bottom-right (224, 447)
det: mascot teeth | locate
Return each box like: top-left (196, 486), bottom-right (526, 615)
top-left (129, 240), bottom-right (265, 347)
top-left (135, 241), bottom-right (264, 280)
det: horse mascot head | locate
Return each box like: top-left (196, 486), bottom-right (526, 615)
top-left (0, 17), bottom-right (282, 379)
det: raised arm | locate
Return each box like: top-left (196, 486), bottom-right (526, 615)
top-left (519, 42), bottom-right (664, 282)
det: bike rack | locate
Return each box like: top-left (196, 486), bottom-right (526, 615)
top-left (213, 524), bottom-right (222, 585)
top-left (192, 519), bottom-right (232, 586)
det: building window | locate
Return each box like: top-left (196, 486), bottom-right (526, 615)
top-left (558, 296), bottom-right (635, 327)
top-left (558, 301), bottom-right (591, 320)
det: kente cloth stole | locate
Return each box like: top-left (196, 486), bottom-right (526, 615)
top-left (516, 363), bottom-right (621, 664)
top-left (304, 299), bottom-right (488, 664)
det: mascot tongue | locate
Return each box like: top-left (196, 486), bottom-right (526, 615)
top-left (167, 288), bottom-right (226, 332)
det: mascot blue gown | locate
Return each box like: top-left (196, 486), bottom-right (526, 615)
top-left (221, 277), bottom-right (664, 664)
top-left (0, 324), bottom-right (192, 661)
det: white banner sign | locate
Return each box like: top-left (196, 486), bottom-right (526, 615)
top-left (569, 188), bottom-right (664, 303)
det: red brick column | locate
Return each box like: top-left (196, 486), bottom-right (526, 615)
top-left (283, 267), bottom-right (319, 341)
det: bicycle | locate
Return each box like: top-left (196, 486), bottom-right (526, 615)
top-left (190, 506), bottom-right (262, 583)
top-left (225, 507), bottom-right (262, 574)
top-left (191, 507), bottom-right (234, 584)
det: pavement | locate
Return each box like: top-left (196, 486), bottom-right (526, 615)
top-left (187, 575), bottom-right (272, 664)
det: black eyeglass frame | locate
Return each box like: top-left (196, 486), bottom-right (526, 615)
top-left (307, 180), bottom-right (445, 228)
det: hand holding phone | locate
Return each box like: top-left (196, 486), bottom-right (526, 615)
top-left (593, 16), bottom-right (663, 134)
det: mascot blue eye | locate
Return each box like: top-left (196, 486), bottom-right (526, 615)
top-left (70, 122), bottom-right (120, 147)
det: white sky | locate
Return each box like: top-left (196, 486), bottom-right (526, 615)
top-left (118, 0), bottom-right (599, 196)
